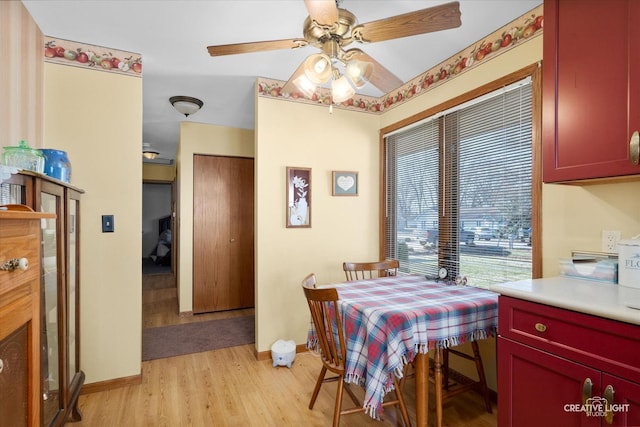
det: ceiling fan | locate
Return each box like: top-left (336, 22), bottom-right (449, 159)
top-left (207, 0), bottom-right (462, 103)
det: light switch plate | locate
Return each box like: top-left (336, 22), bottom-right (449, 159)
top-left (102, 215), bottom-right (114, 233)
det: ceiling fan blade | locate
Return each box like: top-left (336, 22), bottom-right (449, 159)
top-left (354, 1), bottom-right (461, 43)
top-left (207, 39), bottom-right (307, 57)
top-left (345, 49), bottom-right (403, 93)
top-left (304, 0), bottom-right (339, 25)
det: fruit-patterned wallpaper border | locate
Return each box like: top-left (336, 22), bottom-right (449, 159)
top-left (258, 4), bottom-right (543, 114)
top-left (43, 36), bottom-right (142, 77)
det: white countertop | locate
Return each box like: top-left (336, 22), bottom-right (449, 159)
top-left (490, 276), bottom-right (640, 326)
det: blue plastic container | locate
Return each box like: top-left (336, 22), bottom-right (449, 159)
top-left (40, 149), bottom-right (71, 183)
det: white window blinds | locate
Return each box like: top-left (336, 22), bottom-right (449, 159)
top-left (385, 79), bottom-right (532, 288)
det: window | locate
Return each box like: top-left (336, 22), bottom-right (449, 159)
top-left (384, 78), bottom-right (533, 288)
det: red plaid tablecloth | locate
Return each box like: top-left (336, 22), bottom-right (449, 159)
top-left (306, 274), bottom-right (499, 418)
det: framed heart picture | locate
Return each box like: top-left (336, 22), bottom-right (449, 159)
top-left (332, 171), bottom-right (358, 196)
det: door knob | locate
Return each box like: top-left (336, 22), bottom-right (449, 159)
top-left (630, 130), bottom-right (639, 166)
top-left (0, 257), bottom-right (28, 271)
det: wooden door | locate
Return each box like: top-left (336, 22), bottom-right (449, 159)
top-left (193, 155), bottom-right (254, 313)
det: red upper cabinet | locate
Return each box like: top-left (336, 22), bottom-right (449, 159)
top-left (543, 0), bottom-right (640, 182)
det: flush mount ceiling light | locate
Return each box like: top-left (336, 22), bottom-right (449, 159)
top-left (142, 142), bottom-right (160, 160)
top-left (142, 150), bottom-right (159, 160)
top-left (169, 96), bottom-right (203, 117)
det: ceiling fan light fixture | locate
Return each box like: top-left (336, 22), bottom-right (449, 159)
top-left (303, 53), bottom-right (332, 85)
top-left (169, 95), bottom-right (203, 117)
top-left (293, 74), bottom-right (318, 98)
top-left (331, 74), bottom-right (355, 103)
top-left (142, 150), bottom-right (160, 160)
top-left (346, 59), bottom-right (373, 88)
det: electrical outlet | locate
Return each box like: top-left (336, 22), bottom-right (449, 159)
top-left (602, 230), bottom-right (621, 253)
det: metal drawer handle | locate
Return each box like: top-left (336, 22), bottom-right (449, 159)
top-left (582, 378), bottom-right (592, 405)
top-left (0, 257), bottom-right (28, 272)
top-left (604, 384), bottom-right (614, 425)
top-left (631, 130), bottom-right (639, 166)
top-left (534, 322), bottom-right (547, 333)
top-left (0, 358), bottom-right (3, 374)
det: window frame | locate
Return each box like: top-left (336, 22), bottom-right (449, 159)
top-left (379, 64), bottom-right (542, 279)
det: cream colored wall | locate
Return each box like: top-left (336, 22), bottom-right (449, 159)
top-left (381, 38), bottom-right (543, 129)
top-left (176, 121), bottom-right (254, 313)
top-left (254, 98), bottom-right (381, 352)
top-left (542, 181), bottom-right (640, 276)
top-left (43, 63), bottom-right (143, 384)
top-left (143, 163), bottom-right (175, 181)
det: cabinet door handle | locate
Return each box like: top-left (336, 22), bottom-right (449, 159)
top-left (604, 384), bottom-right (614, 425)
top-left (582, 378), bottom-right (592, 405)
top-left (534, 322), bottom-right (547, 333)
top-left (0, 257), bottom-right (28, 272)
top-left (631, 130), bottom-right (639, 166)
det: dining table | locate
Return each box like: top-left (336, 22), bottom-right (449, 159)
top-left (307, 274), bottom-right (499, 427)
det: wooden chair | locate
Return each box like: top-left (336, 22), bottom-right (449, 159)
top-left (342, 259), bottom-right (399, 281)
top-left (440, 342), bottom-right (492, 413)
top-left (302, 273), bottom-right (411, 427)
top-left (404, 343), bottom-right (492, 418)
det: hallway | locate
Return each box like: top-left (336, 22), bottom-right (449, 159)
top-left (142, 272), bottom-right (254, 329)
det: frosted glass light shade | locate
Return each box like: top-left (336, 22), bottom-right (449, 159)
top-left (346, 59), bottom-right (373, 88)
top-left (293, 74), bottom-right (318, 98)
top-left (303, 54), bottom-right (332, 85)
top-left (143, 150), bottom-right (159, 159)
top-left (169, 96), bottom-right (203, 117)
top-left (331, 75), bottom-right (355, 103)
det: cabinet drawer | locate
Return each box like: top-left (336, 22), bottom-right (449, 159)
top-left (0, 219), bottom-right (40, 295)
top-left (499, 296), bottom-right (640, 383)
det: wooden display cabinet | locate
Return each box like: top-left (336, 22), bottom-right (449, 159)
top-left (0, 172), bottom-right (84, 426)
top-left (0, 208), bottom-right (55, 426)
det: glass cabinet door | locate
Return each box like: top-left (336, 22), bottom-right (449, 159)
top-left (40, 187), bottom-right (63, 427)
top-left (66, 190), bottom-right (83, 422)
top-left (67, 197), bottom-right (77, 383)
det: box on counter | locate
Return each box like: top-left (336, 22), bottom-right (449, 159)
top-left (559, 258), bottom-right (618, 284)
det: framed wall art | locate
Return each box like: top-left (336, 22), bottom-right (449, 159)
top-left (332, 171), bottom-right (358, 196)
top-left (286, 167), bottom-right (311, 228)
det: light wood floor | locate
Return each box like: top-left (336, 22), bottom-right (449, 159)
top-left (142, 273), bottom-right (253, 329)
top-left (75, 273), bottom-right (497, 426)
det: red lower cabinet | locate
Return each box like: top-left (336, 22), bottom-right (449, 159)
top-left (601, 375), bottom-right (640, 427)
top-left (497, 296), bottom-right (640, 426)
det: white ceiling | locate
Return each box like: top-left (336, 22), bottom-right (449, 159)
top-left (22, 0), bottom-right (542, 162)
